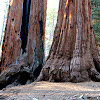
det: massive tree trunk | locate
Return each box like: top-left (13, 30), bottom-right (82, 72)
top-left (37, 0), bottom-right (100, 82)
top-left (0, 0), bottom-right (47, 89)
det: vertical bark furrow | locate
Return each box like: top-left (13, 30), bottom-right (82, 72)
top-left (39, 20), bottom-right (43, 65)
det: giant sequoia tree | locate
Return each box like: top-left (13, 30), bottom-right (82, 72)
top-left (37, 0), bottom-right (100, 82)
top-left (0, 0), bottom-right (47, 89)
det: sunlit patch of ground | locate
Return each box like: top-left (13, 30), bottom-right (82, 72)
top-left (0, 81), bottom-right (100, 100)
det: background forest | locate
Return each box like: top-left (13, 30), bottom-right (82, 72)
top-left (91, 0), bottom-right (100, 53)
top-left (0, 0), bottom-right (100, 60)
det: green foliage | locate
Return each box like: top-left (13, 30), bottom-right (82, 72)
top-left (45, 5), bottom-right (58, 58)
top-left (91, 0), bottom-right (100, 51)
top-left (91, 0), bottom-right (100, 34)
top-left (46, 8), bottom-right (57, 36)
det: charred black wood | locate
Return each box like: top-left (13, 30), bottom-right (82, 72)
top-left (20, 0), bottom-right (31, 54)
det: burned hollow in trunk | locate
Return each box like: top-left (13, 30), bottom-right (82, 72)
top-left (0, 0), bottom-right (47, 89)
top-left (20, 0), bottom-right (31, 54)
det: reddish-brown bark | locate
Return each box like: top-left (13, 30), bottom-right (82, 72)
top-left (37, 0), bottom-right (100, 82)
top-left (0, 0), bottom-right (47, 71)
top-left (0, 0), bottom-right (47, 88)
top-left (1, 0), bottom-right (23, 71)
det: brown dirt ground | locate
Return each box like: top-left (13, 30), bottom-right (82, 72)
top-left (0, 81), bottom-right (100, 100)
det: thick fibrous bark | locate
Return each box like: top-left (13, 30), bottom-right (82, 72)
top-left (37, 0), bottom-right (100, 82)
top-left (1, 0), bottom-right (23, 71)
top-left (0, 0), bottom-right (47, 89)
top-left (27, 0), bottom-right (47, 71)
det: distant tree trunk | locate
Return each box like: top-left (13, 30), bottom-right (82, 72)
top-left (0, 0), bottom-right (47, 89)
top-left (37, 0), bottom-right (100, 82)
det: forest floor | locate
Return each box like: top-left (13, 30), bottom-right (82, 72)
top-left (0, 81), bottom-right (100, 100)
